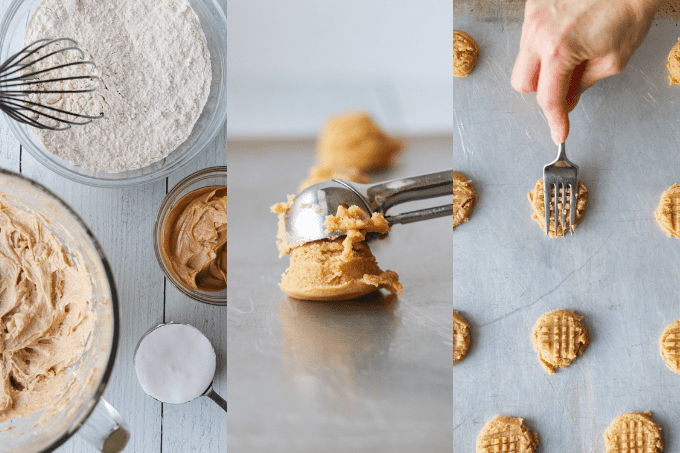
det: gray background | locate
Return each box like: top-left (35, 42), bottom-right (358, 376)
top-left (454, 7), bottom-right (680, 453)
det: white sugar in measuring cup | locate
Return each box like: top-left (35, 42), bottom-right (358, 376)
top-left (133, 323), bottom-right (227, 412)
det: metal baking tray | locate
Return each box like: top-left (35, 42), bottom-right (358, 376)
top-left (453, 9), bottom-right (680, 452)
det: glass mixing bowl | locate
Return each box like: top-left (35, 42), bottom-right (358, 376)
top-left (0, 169), bottom-right (124, 453)
top-left (0, 0), bottom-right (227, 187)
top-left (154, 167), bottom-right (227, 305)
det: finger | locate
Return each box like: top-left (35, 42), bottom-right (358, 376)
top-left (536, 59), bottom-right (574, 144)
top-left (579, 53), bottom-right (627, 91)
top-left (511, 49), bottom-right (541, 93)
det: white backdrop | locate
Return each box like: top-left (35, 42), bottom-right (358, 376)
top-left (226, 0), bottom-right (453, 138)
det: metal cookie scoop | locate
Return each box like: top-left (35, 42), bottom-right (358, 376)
top-left (284, 170), bottom-right (454, 246)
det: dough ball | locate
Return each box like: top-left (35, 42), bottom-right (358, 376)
top-left (453, 30), bottom-right (479, 77)
top-left (298, 165), bottom-right (370, 193)
top-left (660, 319), bottom-right (680, 375)
top-left (668, 38), bottom-right (680, 85)
top-left (279, 238), bottom-right (402, 301)
top-left (476, 416), bottom-right (539, 453)
top-left (604, 411), bottom-right (663, 453)
top-left (527, 178), bottom-right (589, 237)
top-left (316, 112), bottom-right (403, 172)
top-left (453, 310), bottom-right (471, 365)
top-left (532, 309), bottom-right (589, 374)
top-left (655, 183), bottom-right (680, 238)
top-left (452, 171), bottom-right (477, 229)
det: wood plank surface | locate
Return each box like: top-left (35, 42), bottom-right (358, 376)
top-left (0, 0), bottom-right (228, 452)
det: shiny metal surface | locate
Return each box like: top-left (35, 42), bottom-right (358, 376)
top-left (543, 142), bottom-right (579, 235)
top-left (454, 10), bottom-right (680, 452)
top-left (284, 170), bottom-right (454, 246)
top-left (227, 136), bottom-right (453, 452)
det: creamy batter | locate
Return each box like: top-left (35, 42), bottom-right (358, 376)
top-left (24, 0), bottom-right (212, 173)
top-left (162, 186), bottom-right (227, 292)
top-left (0, 194), bottom-right (94, 423)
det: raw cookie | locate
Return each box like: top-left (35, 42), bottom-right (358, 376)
top-left (476, 416), bottom-right (539, 453)
top-left (453, 30), bottom-right (479, 77)
top-left (316, 112), bottom-right (403, 172)
top-left (668, 38), bottom-right (680, 84)
top-left (527, 178), bottom-right (589, 237)
top-left (452, 171), bottom-right (477, 229)
top-left (654, 184), bottom-right (680, 238)
top-left (279, 238), bottom-right (401, 301)
top-left (604, 411), bottom-right (663, 453)
top-left (453, 310), bottom-right (471, 365)
top-left (272, 202), bottom-right (402, 301)
top-left (532, 309), bottom-right (589, 374)
top-left (660, 319), bottom-right (680, 374)
top-left (298, 165), bottom-right (370, 193)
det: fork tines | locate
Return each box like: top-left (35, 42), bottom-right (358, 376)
top-left (543, 143), bottom-right (579, 237)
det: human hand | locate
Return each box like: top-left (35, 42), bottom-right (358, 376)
top-left (511, 0), bottom-right (661, 144)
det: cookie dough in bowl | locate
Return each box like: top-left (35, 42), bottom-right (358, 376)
top-left (0, 0), bottom-right (228, 186)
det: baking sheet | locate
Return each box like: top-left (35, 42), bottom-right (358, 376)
top-left (453, 10), bottom-right (680, 452)
top-left (226, 135), bottom-right (453, 452)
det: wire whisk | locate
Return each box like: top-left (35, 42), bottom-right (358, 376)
top-left (0, 38), bottom-right (103, 131)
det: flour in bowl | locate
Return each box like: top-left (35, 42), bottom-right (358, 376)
top-left (24, 0), bottom-right (212, 173)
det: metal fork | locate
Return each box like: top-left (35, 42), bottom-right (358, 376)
top-left (543, 142), bottom-right (579, 236)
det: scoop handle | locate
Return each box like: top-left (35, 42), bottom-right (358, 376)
top-left (78, 398), bottom-right (129, 453)
top-left (204, 386), bottom-right (228, 413)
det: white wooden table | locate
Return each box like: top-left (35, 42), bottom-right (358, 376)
top-left (0, 2), bottom-right (228, 452)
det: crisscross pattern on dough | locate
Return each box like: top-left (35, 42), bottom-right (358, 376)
top-left (660, 319), bottom-right (680, 374)
top-left (655, 184), bottom-right (680, 238)
top-left (604, 412), bottom-right (663, 453)
top-left (476, 416), bottom-right (539, 453)
top-left (452, 310), bottom-right (470, 365)
top-left (532, 310), bottom-right (589, 374)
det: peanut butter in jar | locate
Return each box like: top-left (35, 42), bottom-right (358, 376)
top-left (161, 186), bottom-right (227, 292)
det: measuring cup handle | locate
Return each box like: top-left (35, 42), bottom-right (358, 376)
top-left (78, 398), bottom-right (129, 453)
top-left (364, 170), bottom-right (453, 213)
top-left (205, 387), bottom-right (228, 413)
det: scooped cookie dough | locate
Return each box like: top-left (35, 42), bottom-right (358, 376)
top-left (452, 171), bottom-right (477, 229)
top-left (527, 178), bottom-right (589, 237)
top-left (271, 201), bottom-right (402, 301)
top-left (297, 165), bottom-right (370, 193)
top-left (532, 309), bottom-right (589, 374)
top-left (453, 30), bottom-right (479, 77)
top-left (655, 184), bottom-right (680, 238)
top-left (316, 112), bottom-right (403, 172)
top-left (604, 411), bottom-right (663, 453)
top-left (0, 194), bottom-right (95, 422)
top-left (161, 186), bottom-right (227, 292)
top-left (476, 416), bottom-right (539, 453)
top-left (660, 319), bottom-right (680, 374)
top-left (453, 310), bottom-right (471, 365)
top-left (668, 38), bottom-right (680, 84)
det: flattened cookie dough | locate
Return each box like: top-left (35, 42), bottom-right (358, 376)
top-left (298, 165), bottom-right (370, 193)
top-left (532, 309), bottom-right (589, 374)
top-left (528, 178), bottom-right (589, 237)
top-left (668, 38), bottom-right (680, 85)
top-left (604, 411), bottom-right (663, 453)
top-left (452, 171), bottom-right (477, 229)
top-left (316, 112), bottom-right (403, 172)
top-left (476, 416), bottom-right (539, 453)
top-left (660, 319), bottom-right (680, 374)
top-left (654, 184), bottom-right (680, 238)
top-left (453, 30), bottom-right (479, 77)
top-left (453, 310), bottom-right (471, 365)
